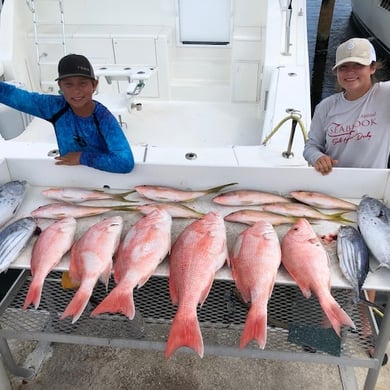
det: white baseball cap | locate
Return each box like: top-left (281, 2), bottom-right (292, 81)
top-left (332, 38), bottom-right (376, 71)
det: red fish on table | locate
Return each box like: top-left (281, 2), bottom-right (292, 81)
top-left (91, 208), bottom-right (172, 319)
top-left (165, 212), bottom-right (228, 359)
top-left (60, 215), bottom-right (123, 323)
top-left (230, 220), bottom-right (281, 349)
top-left (23, 217), bottom-right (77, 310)
top-left (281, 218), bottom-right (355, 336)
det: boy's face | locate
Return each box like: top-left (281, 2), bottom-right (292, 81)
top-left (58, 76), bottom-right (98, 111)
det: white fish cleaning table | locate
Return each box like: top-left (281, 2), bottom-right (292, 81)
top-left (0, 181), bottom-right (390, 390)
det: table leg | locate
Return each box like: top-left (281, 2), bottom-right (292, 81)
top-left (0, 337), bottom-right (34, 379)
top-left (363, 293), bottom-right (390, 390)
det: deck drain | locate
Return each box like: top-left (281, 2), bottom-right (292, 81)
top-left (185, 152), bottom-right (198, 160)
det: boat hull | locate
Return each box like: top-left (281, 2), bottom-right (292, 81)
top-left (351, 0), bottom-right (390, 54)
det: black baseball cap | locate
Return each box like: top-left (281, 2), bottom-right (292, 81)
top-left (55, 54), bottom-right (96, 81)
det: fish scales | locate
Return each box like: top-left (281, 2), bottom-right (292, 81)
top-left (224, 209), bottom-right (297, 225)
top-left (60, 216), bottom-right (123, 323)
top-left (263, 202), bottom-right (351, 223)
top-left (134, 182), bottom-right (237, 202)
top-left (281, 218), bottom-right (355, 336)
top-left (41, 187), bottom-right (135, 203)
top-left (23, 217), bottom-right (77, 310)
top-left (165, 212), bottom-right (228, 359)
top-left (230, 221), bottom-right (281, 349)
top-left (31, 202), bottom-right (135, 219)
top-left (213, 190), bottom-right (291, 206)
top-left (0, 217), bottom-right (38, 273)
top-left (0, 180), bottom-right (27, 228)
top-left (357, 196), bottom-right (390, 270)
top-left (136, 202), bottom-right (204, 219)
top-left (290, 191), bottom-right (357, 211)
top-left (91, 208), bottom-right (172, 319)
top-left (336, 225), bottom-right (369, 303)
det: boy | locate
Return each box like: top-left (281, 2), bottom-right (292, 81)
top-left (0, 54), bottom-right (134, 173)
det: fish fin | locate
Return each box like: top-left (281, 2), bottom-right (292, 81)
top-left (112, 189), bottom-right (136, 202)
top-left (294, 283), bottom-right (312, 299)
top-left (199, 276), bottom-right (214, 307)
top-left (100, 262), bottom-right (113, 290)
top-left (319, 296), bottom-right (355, 336)
top-left (60, 286), bottom-right (93, 323)
top-left (240, 301), bottom-right (267, 349)
top-left (165, 309), bottom-right (203, 359)
top-left (204, 182), bottom-right (238, 196)
top-left (330, 212), bottom-right (355, 224)
top-left (23, 278), bottom-right (44, 310)
top-left (91, 286), bottom-right (135, 320)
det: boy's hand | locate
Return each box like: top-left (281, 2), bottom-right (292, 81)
top-left (55, 152), bottom-right (81, 166)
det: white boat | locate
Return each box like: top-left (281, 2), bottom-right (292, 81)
top-left (0, 4), bottom-right (390, 389)
top-left (0, 0), bottom-right (311, 168)
top-left (351, 0), bottom-right (390, 54)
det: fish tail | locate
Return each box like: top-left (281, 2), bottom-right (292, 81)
top-left (90, 286), bottom-right (135, 320)
top-left (240, 302), bottom-right (267, 349)
top-left (204, 182), bottom-right (238, 196)
top-left (165, 308), bottom-right (203, 360)
top-left (23, 279), bottom-right (44, 310)
top-left (319, 297), bottom-right (355, 336)
top-left (112, 190), bottom-right (137, 202)
top-left (60, 286), bottom-right (93, 324)
top-left (113, 190), bottom-right (137, 202)
top-left (330, 212), bottom-right (355, 224)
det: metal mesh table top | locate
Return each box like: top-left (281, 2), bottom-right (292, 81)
top-left (0, 270), bottom-right (381, 367)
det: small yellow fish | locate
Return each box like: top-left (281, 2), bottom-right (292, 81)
top-left (263, 202), bottom-right (353, 223)
top-left (224, 209), bottom-right (297, 225)
top-left (134, 182), bottom-right (237, 202)
top-left (136, 203), bottom-right (204, 219)
top-left (42, 187), bottom-right (135, 203)
top-left (31, 202), bottom-right (136, 219)
top-left (290, 190), bottom-right (357, 211)
top-left (213, 190), bottom-right (291, 206)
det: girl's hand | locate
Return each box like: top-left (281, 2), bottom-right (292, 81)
top-left (314, 155), bottom-right (338, 175)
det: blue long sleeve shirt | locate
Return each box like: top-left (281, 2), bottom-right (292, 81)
top-left (0, 82), bottom-right (134, 173)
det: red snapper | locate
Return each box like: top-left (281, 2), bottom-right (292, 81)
top-left (61, 216), bottom-right (123, 323)
top-left (281, 218), bottom-right (355, 336)
top-left (230, 221), bottom-right (281, 349)
top-left (165, 212), bottom-right (228, 359)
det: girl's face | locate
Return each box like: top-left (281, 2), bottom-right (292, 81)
top-left (58, 77), bottom-right (98, 115)
top-left (336, 62), bottom-right (376, 100)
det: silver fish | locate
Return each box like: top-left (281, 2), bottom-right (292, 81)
top-left (337, 225), bottom-right (369, 303)
top-left (0, 217), bottom-right (38, 273)
top-left (357, 196), bottom-right (390, 271)
top-left (0, 180), bottom-right (27, 228)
